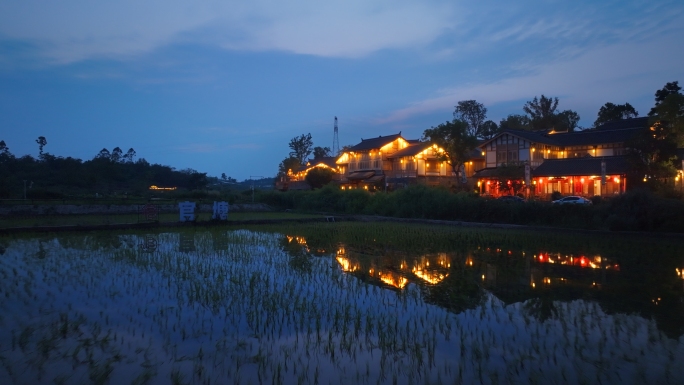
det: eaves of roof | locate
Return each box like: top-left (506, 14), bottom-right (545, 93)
top-left (349, 133), bottom-right (403, 151)
top-left (532, 156), bottom-right (630, 177)
top-left (386, 142), bottom-right (431, 158)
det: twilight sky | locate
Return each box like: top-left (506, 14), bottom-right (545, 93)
top-left (1, 0), bottom-right (683, 181)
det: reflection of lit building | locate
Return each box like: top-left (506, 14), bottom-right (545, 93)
top-left (334, 246), bottom-right (452, 289)
top-left (534, 253), bottom-right (619, 270)
top-left (336, 256), bottom-right (358, 272)
top-left (285, 235), bottom-right (310, 252)
top-left (412, 253), bottom-right (450, 285)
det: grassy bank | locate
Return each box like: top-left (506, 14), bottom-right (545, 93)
top-left (257, 185), bottom-right (684, 232)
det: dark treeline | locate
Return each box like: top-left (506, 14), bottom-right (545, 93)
top-left (258, 184), bottom-right (684, 233)
top-left (0, 143), bottom-right (208, 198)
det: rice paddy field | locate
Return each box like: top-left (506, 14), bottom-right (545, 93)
top-left (1, 223), bottom-right (683, 384)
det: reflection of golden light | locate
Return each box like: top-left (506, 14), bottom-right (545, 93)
top-left (531, 282), bottom-right (536, 288)
top-left (380, 275), bottom-right (408, 289)
top-left (414, 270), bottom-right (448, 285)
top-left (544, 277), bottom-right (551, 284)
top-left (336, 257), bottom-right (358, 272)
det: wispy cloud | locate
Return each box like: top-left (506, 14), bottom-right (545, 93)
top-left (0, 0), bottom-right (459, 63)
top-left (377, 28), bottom-right (684, 125)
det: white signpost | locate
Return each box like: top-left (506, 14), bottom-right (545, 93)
top-left (601, 159), bottom-right (607, 186)
top-left (212, 201), bottom-right (229, 220)
top-left (179, 201), bottom-right (195, 222)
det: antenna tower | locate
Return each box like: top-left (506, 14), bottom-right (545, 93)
top-left (332, 116), bottom-right (340, 156)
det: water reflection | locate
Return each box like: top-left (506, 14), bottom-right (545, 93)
top-left (1, 229), bottom-right (683, 385)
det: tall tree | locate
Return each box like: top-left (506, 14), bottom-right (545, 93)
top-left (649, 81), bottom-right (681, 116)
top-left (480, 120), bottom-right (499, 139)
top-left (0, 140), bottom-right (11, 158)
top-left (111, 147), bottom-right (123, 163)
top-left (627, 119), bottom-right (679, 189)
top-left (523, 95), bottom-right (559, 130)
top-left (305, 167), bottom-right (335, 189)
top-left (123, 148), bottom-right (136, 163)
top-left (454, 100), bottom-right (488, 138)
top-left (289, 133), bottom-right (314, 164)
top-left (35, 136), bottom-right (47, 158)
top-left (556, 110), bottom-right (581, 132)
top-left (278, 156), bottom-right (302, 176)
top-left (95, 148), bottom-right (111, 160)
top-left (499, 114), bottom-right (531, 131)
top-left (312, 146), bottom-right (331, 159)
top-left (422, 120), bottom-right (478, 183)
top-left (594, 102), bottom-right (639, 128)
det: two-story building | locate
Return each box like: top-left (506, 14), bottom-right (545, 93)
top-left (474, 118), bottom-right (649, 197)
top-left (335, 133), bottom-right (485, 190)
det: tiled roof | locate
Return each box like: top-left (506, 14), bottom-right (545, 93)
top-left (386, 142), bottom-right (431, 158)
top-left (532, 156), bottom-right (630, 177)
top-left (306, 156), bottom-right (338, 168)
top-left (480, 126), bottom-right (644, 148)
top-left (548, 128), bottom-right (642, 147)
top-left (349, 133), bottom-right (403, 151)
top-left (387, 143), bottom-right (485, 159)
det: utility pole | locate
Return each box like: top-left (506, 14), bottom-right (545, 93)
top-left (333, 116), bottom-right (340, 156)
top-left (249, 176), bottom-right (265, 203)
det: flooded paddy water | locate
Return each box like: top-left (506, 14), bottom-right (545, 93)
top-left (1, 223), bottom-right (683, 384)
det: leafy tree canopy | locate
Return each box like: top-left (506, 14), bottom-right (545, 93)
top-left (594, 102), bottom-right (639, 128)
top-left (422, 120), bottom-right (478, 182)
top-left (289, 133), bottom-right (314, 164)
top-left (313, 146), bottom-right (331, 159)
top-left (521, 95), bottom-right (580, 132)
top-left (305, 167), bottom-right (335, 189)
top-left (499, 114), bottom-right (531, 131)
top-left (278, 156), bottom-right (301, 176)
top-left (454, 100), bottom-right (488, 138)
top-left (649, 81), bottom-right (681, 116)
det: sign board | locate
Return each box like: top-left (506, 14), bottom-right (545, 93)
top-left (179, 201), bottom-right (195, 222)
top-left (212, 201), bottom-right (229, 220)
top-left (524, 163), bottom-right (531, 186)
top-left (601, 159), bottom-right (607, 186)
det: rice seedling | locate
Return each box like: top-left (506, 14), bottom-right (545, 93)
top-left (0, 223), bottom-right (682, 384)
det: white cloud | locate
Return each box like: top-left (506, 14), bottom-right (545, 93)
top-left (0, 0), bottom-right (458, 63)
top-left (377, 29), bottom-right (684, 125)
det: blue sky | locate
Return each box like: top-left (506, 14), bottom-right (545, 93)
top-left (1, 0), bottom-right (683, 181)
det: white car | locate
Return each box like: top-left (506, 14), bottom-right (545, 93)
top-left (552, 196), bottom-right (593, 205)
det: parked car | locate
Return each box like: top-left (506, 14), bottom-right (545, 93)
top-left (497, 195), bottom-right (525, 203)
top-left (552, 196), bottom-right (592, 205)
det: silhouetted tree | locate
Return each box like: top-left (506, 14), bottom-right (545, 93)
top-left (289, 133), bottom-right (314, 164)
top-left (454, 100), bottom-right (488, 137)
top-left (36, 136), bottom-right (47, 158)
top-left (523, 95), bottom-right (559, 130)
top-left (313, 146), bottom-right (331, 159)
top-left (422, 120), bottom-right (478, 183)
top-left (123, 148), bottom-right (136, 163)
top-left (649, 81), bottom-right (682, 116)
top-left (499, 114), bottom-right (531, 131)
top-left (111, 147), bottom-right (123, 163)
top-left (480, 120), bottom-right (499, 139)
top-left (305, 167), bottom-right (335, 189)
top-left (594, 102), bottom-right (639, 128)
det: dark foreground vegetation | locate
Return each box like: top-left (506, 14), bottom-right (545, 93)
top-left (258, 184), bottom-right (684, 233)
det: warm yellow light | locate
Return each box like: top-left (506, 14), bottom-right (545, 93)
top-left (532, 148), bottom-right (535, 152)
top-left (580, 178), bottom-right (585, 183)
top-left (364, 186), bottom-right (368, 190)
top-left (481, 151), bottom-right (485, 156)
